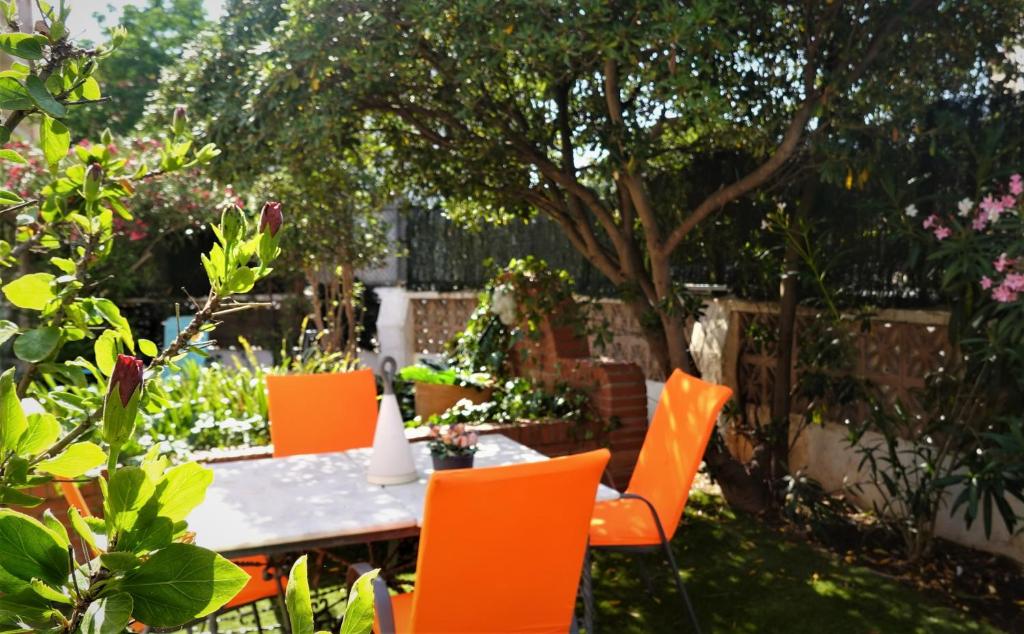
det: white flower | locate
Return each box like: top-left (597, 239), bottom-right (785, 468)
top-left (904, 204), bottom-right (918, 218)
top-left (490, 284), bottom-right (518, 326)
top-left (957, 197), bottom-right (973, 217)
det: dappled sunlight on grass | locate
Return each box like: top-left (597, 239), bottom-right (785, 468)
top-left (589, 492), bottom-right (998, 634)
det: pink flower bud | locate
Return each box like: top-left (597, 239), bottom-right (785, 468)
top-left (83, 163), bottom-right (103, 201)
top-left (259, 201), bottom-right (283, 237)
top-left (172, 105), bottom-right (188, 136)
top-left (110, 354), bottom-right (144, 407)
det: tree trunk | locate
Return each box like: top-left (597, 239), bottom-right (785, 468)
top-left (305, 266), bottom-right (326, 337)
top-left (340, 264), bottom-right (358, 355)
top-left (770, 176), bottom-right (815, 484)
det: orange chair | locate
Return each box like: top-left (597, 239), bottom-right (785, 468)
top-left (58, 482), bottom-right (281, 632)
top-left (266, 369), bottom-right (379, 457)
top-left (587, 369), bottom-right (732, 633)
top-left (351, 449), bottom-right (610, 633)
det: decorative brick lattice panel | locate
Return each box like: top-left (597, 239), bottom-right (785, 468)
top-left (409, 292), bottom-right (478, 355)
top-left (733, 304), bottom-right (952, 424)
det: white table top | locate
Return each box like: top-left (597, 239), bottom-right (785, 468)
top-left (189, 434), bottom-right (619, 557)
top-left (346, 434), bottom-right (620, 524)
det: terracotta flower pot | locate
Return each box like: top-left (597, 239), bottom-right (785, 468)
top-left (414, 381), bottom-right (493, 419)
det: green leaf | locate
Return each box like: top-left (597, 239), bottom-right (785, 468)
top-left (16, 412), bottom-right (60, 456)
top-left (150, 462), bottom-right (213, 524)
top-left (286, 555), bottom-right (314, 634)
top-left (98, 552), bottom-right (139, 572)
top-left (49, 257), bottom-right (75, 274)
top-left (76, 78), bottom-right (100, 101)
top-left (339, 569), bottom-right (379, 634)
top-left (0, 368), bottom-right (27, 453)
top-left (138, 338), bottom-right (158, 357)
top-left (0, 588), bottom-right (51, 624)
top-left (13, 326), bottom-right (61, 363)
top-left (94, 329), bottom-right (119, 377)
top-left (68, 507), bottom-right (100, 553)
top-left (39, 115), bottom-right (70, 167)
top-left (25, 75), bottom-right (65, 118)
top-left (0, 77), bottom-right (32, 110)
top-left (81, 593), bottom-right (133, 634)
top-left (35, 442), bottom-right (106, 478)
top-left (0, 34), bottom-right (45, 60)
top-left (227, 267), bottom-right (256, 294)
top-left (105, 467), bottom-right (155, 533)
top-left (0, 486), bottom-right (43, 507)
top-left (41, 510), bottom-right (68, 547)
top-left (2, 272), bottom-right (55, 310)
top-left (120, 543), bottom-right (248, 627)
top-left (0, 509), bottom-right (69, 589)
top-left (0, 148), bottom-right (27, 164)
top-left (0, 320), bottom-right (18, 346)
top-left (0, 188), bottom-right (22, 204)
top-left (29, 577), bottom-right (70, 604)
top-left (95, 299), bottom-right (134, 352)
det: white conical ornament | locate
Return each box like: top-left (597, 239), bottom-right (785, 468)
top-left (367, 357), bottom-right (419, 485)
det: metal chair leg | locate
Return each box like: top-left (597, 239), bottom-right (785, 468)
top-left (581, 547), bottom-right (595, 634)
top-left (636, 554), bottom-right (656, 595)
top-left (661, 538), bottom-right (701, 634)
top-left (273, 559), bottom-right (292, 634)
top-left (251, 601), bottom-right (264, 634)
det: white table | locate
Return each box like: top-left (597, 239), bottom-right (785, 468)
top-left (190, 434), bottom-right (619, 557)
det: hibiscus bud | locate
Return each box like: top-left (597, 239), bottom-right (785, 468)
top-left (259, 201), bottom-right (283, 237)
top-left (102, 354), bottom-right (144, 448)
top-left (109, 26), bottom-right (127, 48)
top-left (83, 163), bottom-right (103, 202)
top-left (172, 105), bottom-right (188, 136)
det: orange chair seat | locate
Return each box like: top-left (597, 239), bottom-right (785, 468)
top-left (374, 592), bottom-right (414, 633)
top-left (226, 555), bottom-right (280, 608)
top-left (589, 497), bottom-right (664, 548)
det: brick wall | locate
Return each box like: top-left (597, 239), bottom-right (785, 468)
top-left (509, 307), bottom-right (648, 488)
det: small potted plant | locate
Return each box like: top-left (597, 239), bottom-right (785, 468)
top-left (427, 423), bottom-right (479, 470)
top-left (399, 363), bottom-right (494, 419)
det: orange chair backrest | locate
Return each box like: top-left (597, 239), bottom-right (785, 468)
top-left (408, 449), bottom-right (610, 633)
top-left (627, 369), bottom-right (732, 539)
top-left (266, 369), bottom-right (378, 457)
top-left (60, 481), bottom-right (92, 517)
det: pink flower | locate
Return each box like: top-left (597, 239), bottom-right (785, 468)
top-left (922, 214), bottom-right (939, 229)
top-left (1011, 173), bottom-right (1023, 196)
top-left (933, 226), bottom-right (951, 240)
top-left (1001, 194), bottom-right (1016, 210)
top-left (980, 276), bottom-right (993, 290)
top-left (994, 253), bottom-right (1015, 273)
top-left (1004, 273), bottom-right (1024, 292)
top-left (992, 284), bottom-right (1019, 303)
top-left (972, 214), bottom-right (988, 231)
top-left (980, 195), bottom-right (1005, 222)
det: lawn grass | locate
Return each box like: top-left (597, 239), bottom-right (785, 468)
top-left (207, 490), bottom-right (1000, 634)
top-left (589, 491), bottom-right (1000, 633)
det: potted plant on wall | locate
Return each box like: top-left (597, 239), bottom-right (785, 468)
top-left (427, 423), bottom-right (479, 470)
top-left (399, 362), bottom-right (494, 419)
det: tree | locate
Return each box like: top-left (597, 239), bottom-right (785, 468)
top-left (64, 0), bottom-right (209, 138)
top-left (239, 0), bottom-right (1021, 379)
top-left (252, 155), bottom-right (393, 354)
top-left (150, 0), bottom-right (395, 351)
